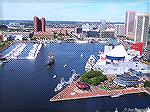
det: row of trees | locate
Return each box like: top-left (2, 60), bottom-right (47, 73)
top-left (144, 81), bottom-right (150, 88)
top-left (80, 70), bottom-right (107, 86)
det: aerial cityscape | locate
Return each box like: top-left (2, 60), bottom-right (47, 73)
top-left (0, 0), bottom-right (150, 112)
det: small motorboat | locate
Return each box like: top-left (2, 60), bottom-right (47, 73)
top-left (53, 75), bottom-right (57, 79)
top-left (63, 64), bottom-right (67, 67)
top-left (58, 40), bottom-right (62, 44)
top-left (44, 43), bottom-right (47, 46)
top-left (0, 60), bottom-right (3, 65)
top-left (115, 108), bottom-right (118, 112)
top-left (80, 54), bottom-right (83, 58)
top-left (111, 93), bottom-right (123, 98)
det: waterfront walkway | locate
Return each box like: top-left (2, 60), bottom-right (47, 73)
top-left (50, 81), bottom-right (146, 102)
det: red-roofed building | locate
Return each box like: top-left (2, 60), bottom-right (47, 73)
top-left (76, 82), bottom-right (89, 90)
top-left (130, 42), bottom-right (143, 55)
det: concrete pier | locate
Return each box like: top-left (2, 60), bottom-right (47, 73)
top-left (50, 81), bottom-right (146, 102)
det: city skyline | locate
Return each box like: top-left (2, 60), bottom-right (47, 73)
top-left (1, 0), bottom-right (149, 22)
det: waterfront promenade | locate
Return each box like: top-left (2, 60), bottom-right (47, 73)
top-left (50, 81), bottom-right (146, 102)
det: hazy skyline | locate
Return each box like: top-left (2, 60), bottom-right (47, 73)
top-left (1, 0), bottom-right (149, 22)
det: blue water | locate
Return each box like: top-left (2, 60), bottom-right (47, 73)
top-left (0, 43), bottom-right (150, 112)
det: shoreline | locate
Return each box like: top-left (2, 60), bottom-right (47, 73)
top-left (50, 81), bottom-right (146, 102)
top-left (141, 60), bottom-right (150, 66)
top-left (0, 41), bottom-right (13, 52)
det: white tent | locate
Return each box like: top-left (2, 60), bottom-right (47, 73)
top-left (106, 45), bottom-right (132, 60)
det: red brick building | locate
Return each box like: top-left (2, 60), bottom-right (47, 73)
top-left (41, 17), bottom-right (45, 32)
top-left (34, 16), bottom-right (45, 33)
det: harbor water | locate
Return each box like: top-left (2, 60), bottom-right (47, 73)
top-left (0, 42), bottom-right (150, 112)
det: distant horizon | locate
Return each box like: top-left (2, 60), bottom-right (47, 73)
top-left (1, 0), bottom-right (149, 22)
top-left (1, 19), bottom-right (126, 23)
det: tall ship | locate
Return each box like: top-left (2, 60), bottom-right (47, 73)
top-left (46, 51), bottom-right (55, 66)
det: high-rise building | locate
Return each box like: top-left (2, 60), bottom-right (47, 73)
top-left (99, 20), bottom-right (106, 32)
top-left (114, 24), bottom-right (125, 36)
top-left (125, 11), bottom-right (136, 39)
top-left (134, 14), bottom-right (150, 48)
top-left (41, 17), bottom-right (45, 32)
top-left (34, 16), bottom-right (45, 33)
top-left (143, 23), bottom-right (150, 61)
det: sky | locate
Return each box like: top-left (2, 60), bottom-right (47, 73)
top-left (1, 0), bottom-right (149, 22)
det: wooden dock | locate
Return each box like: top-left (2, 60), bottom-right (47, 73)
top-left (50, 81), bottom-right (146, 102)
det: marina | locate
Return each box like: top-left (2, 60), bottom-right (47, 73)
top-left (3, 43), bottom-right (42, 60)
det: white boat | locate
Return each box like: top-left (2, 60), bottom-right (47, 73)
top-left (0, 60), bottom-right (3, 65)
top-left (115, 108), bottom-right (118, 112)
top-left (111, 93), bottom-right (123, 98)
top-left (66, 70), bottom-right (80, 85)
top-left (54, 78), bottom-right (66, 92)
top-left (63, 64), bottom-right (67, 67)
top-left (53, 75), bottom-right (57, 79)
top-left (44, 43), bottom-right (47, 46)
top-left (85, 62), bottom-right (92, 71)
top-left (58, 40), bottom-right (62, 44)
top-left (71, 71), bottom-right (80, 80)
top-left (80, 54), bottom-right (83, 58)
top-left (85, 55), bottom-right (96, 71)
top-left (75, 40), bottom-right (88, 44)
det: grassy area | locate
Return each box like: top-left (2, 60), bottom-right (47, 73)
top-left (80, 70), bottom-right (107, 86)
top-left (0, 41), bottom-right (12, 52)
top-left (99, 86), bottom-right (110, 90)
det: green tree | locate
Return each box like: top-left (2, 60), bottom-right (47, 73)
top-left (144, 81), bottom-right (150, 88)
top-left (80, 70), bottom-right (107, 86)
